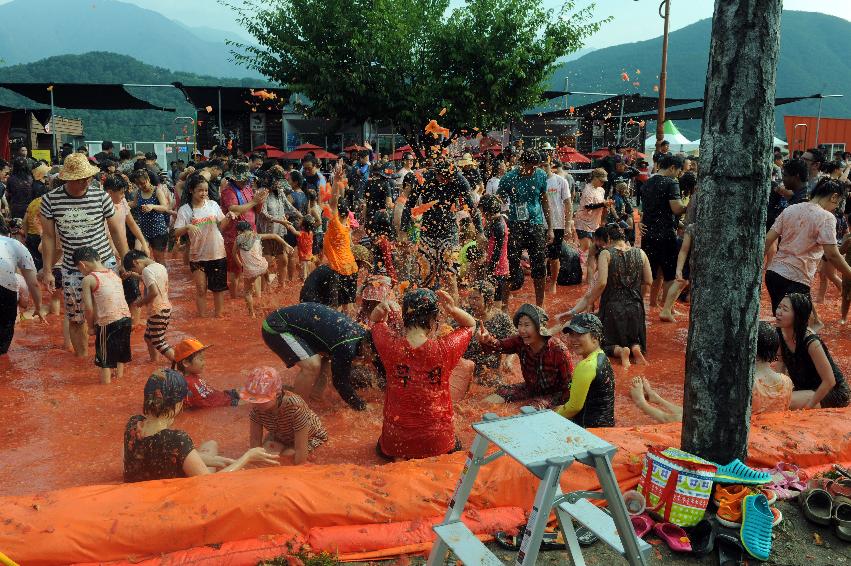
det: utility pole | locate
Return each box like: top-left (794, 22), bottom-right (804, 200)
top-left (655, 0), bottom-right (671, 151)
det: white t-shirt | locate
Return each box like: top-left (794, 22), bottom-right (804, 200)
top-left (141, 262), bottom-right (171, 313)
top-left (396, 167), bottom-right (411, 189)
top-left (545, 173), bottom-right (572, 230)
top-left (768, 202), bottom-right (837, 286)
top-left (0, 236), bottom-right (35, 292)
top-left (485, 176), bottom-right (509, 211)
top-left (174, 200), bottom-right (226, 262)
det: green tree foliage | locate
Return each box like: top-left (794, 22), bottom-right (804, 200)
top-left (228, 0), bottom-right (606, 145)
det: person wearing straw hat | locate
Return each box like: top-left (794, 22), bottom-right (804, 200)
top-left (457, 152), bottom-right (483, 200)
top-left (40, 152), bottom-right (129, 358)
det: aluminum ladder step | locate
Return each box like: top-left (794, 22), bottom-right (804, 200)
top-left (432, 522), bottom-right (504, 566)
top-left (558, 499), bottom-right (652, 561)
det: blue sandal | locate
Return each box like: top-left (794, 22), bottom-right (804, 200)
top-left (740, 494), bottom-right (773, 561)
top-left (714, 459), bottom-right (771, 485)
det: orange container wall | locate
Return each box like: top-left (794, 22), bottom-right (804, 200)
top-left (784, 115), bottom-right (851, 153)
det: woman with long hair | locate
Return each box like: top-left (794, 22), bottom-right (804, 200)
top-left (775, 293), bottom-right (850, 409)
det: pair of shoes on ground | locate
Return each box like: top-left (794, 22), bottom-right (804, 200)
top-left (713, 484), bottom-right (776, 561)
top-left (630, 513), bottom-right (692, 552)
top-left (799, 481), bottom-right (851, 542)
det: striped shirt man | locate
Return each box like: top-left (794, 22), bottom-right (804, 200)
top-left (40, 185), bottom-right (116, 271)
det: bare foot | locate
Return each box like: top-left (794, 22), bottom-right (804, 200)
top-left (659, 310), bottom-right (677, 323)
top-left (642, 377), bottom-right (664, 404)
top-left (631, 345), bottom-right (648, 365)
top-left (629, 377), bottom-right (647, 405)
top-left (619, 347), bottom-right (631, 371)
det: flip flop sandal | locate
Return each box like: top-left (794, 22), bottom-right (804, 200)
top-left (834, 464), bottom-right (851, 481)
top-left (575, 525), bottom-right (599, 546)
top-left (715, 531), bottom-right (745, 566)
top-left (630, 513), bottom-right (654, 539)
top-left (799, 488), bottom-right (834, 526)
top-left (770, 506), bottom-right (783, 527)
top-left (653, 522), bottom-right (692, 553)
top-left (833, 495), bottom-right (851, 542)
top-left (740, 494), bottom-right (773, 561)
top-left (713, 484), bottom-right (750, 508)
top-left (714, 459), bottom-right (772, 485)
top-left (829, 478), bottom-right (851, 498)
top-left (689, 518), bottom-right (717, 556)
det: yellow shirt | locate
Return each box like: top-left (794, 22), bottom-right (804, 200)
top-left (556, 349), bottom-right (604, 419)
top-left (25, 197), bottom-right (43, 236)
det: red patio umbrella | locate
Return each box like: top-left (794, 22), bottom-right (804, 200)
top-left (390, 145), bottom-right (413, 161)
top-left (252, 144), bottom-right (280, 153)
top-left (556, 146), bottom-right (590, 164)
top-left (281, 143), bottom-right (339, 160)
top-left (586, 148), bottom-right (612, 159)
top-left (262, 149), bottom-right (287, 159)
top-left (343, 144), bottom-right (367, 152)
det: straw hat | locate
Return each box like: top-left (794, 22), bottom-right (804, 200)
top-left (59, 153), bottom-right (101, 181)
top-left (31, 164), bottom-right (49, 182)
top-left (456, 152), bottom-right (477, 167)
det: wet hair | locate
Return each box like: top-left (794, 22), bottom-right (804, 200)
top-left (785, 293), bottom-right (812, 354)
top-left (755, 321), bottom-right (779, 363)
top-left (129, 169), bottom-right (150, 183)
top-left (186, 173), bottom-right (207, 193)
top-left (122, 249), bottom-right (149, 271)
top-left (11, 156), bottom-right (30, 176)
top-left (205, 159), bottom-right (223, 170)
top-left (337, 198), bottom-right (350, 218)
top-left (101, 141), bottom-right (114, 151)
top-left (614, 181), bottom-right (629, 195)
top-left (470, 280), bottom-right (496, 303)
top-left (660, 154), bottom-right (685, 170)
top-left (72, 246), bottom-right (101, 264)
top-left (821, 161), bottom-right (842, 175)
top-left (403, 309), bottom-right (439, 332)
top-left (593, 226), bottom-right (609, 243)
top-left (479, 193), bottom-right (502, 215)
top-left (782, 159), bottom-right (807, 183)
top-left (300, 215), bottom-right (317, 232)
top-left (679, 171), bottom-right (697, 195)
top-left (810, 177), bottom-right (847, 200)
top-left (289, 170), bottom-right (303, 187)
top-left (236, 220), bottom-right (252, 232)
top-left (118, 149), bottom-right (133, 161)
top-left (305, 189), bottom-right (318, 203)
top-left (605, 223), bottom-right (625, 242)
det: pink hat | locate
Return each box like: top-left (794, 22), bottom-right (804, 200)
top-left (361, 275), bottom-right (392, 302)
top-left (347, 210), bottom-right (360, 228)
top-left (240, 367), bottom-right (283, 403)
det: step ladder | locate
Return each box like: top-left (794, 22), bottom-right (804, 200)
top-left (427, 407), bottom-right (651, 566)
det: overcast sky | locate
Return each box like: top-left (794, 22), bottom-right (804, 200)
top-left (9, 0), bottom-right (844, 49)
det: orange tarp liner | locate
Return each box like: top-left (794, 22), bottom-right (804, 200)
top-left (2, 408), bottom-right (849, 566)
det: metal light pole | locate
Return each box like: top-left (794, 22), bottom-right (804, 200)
top-left (814, 94), bottom-right (843, 147)
top-left (656, 0), bottom-right (671, 149)
top-left (48, 85), bottom-right (57, 161)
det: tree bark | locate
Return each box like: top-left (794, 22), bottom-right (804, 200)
top-left (681, 0), bottom-right (782, 463)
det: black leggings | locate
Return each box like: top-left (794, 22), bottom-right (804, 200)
top-left (0, 285), bottom-right (18, 355)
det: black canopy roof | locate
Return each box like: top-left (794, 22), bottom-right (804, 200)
top-left (0, 83), bottom-right (174, 111)
top-left (626, 94), bottom-right (826, 121)
top-left (533, 94), bottom-right (704, 120)
top-left (172, 83), bottom-right (291, 113)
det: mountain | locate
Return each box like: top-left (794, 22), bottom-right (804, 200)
top-left (549, 10), bottom-right (851, 141)
top-left (0, 52), bottom-right (272, 141)
top-left (0, 0), bottom-right (260, 79)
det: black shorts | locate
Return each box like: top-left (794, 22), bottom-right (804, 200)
top-left (546, 229), bottom-right (565, 260)
top-left (333, 272), bottom-right (358, 305)
top-left (508, 222), bottom-right (547, 280)
top-left (95, 317), bottom-right (132, 368)
top-left (643, 236), bottom-right (678, 282)
top-left (262, 326), bottom-right (316, 368)
top-left (576, 229), bottom-right (594, 241)
top-left (765, 269), bottom-right (810, 314)
top-left (189, 258), bottom-right (229, 293)
top-left (147, 233), bottom-right (169, 252)
top-left (284, 232), bottom-right (298, 248)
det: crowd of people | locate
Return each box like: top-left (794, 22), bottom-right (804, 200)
top-left (0, 134), bottom-right (848, 481)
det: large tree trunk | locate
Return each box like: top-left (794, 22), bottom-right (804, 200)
top-left (681, 0), bottom-right (782, 463)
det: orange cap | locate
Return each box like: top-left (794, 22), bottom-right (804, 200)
top-left (173, 338), bottom-right (211, 363)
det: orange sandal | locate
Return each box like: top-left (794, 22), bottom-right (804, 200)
top-left (714, 484), bottom-right (777, 507)
top-left (717, 501), bottom-right (743, 528)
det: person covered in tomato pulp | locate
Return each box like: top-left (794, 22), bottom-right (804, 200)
top-left (371, 288), bottom-right (476, 460)
top-left (172, 338), bottom-right (240, 409)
